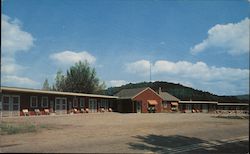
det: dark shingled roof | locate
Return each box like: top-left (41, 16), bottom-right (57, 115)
top-left (159, 91), bottom-right (180, 101)
top-left (114, 87), bottom-right (148, 99)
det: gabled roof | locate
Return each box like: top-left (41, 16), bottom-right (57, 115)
top-left (114, 87), bottom-right (147, 99)
top-left (1, 86), bottom-right (118, 99)
top-left (159, 91), bottom-right (180, 102)
top-left (115, 87), bottom-right (163, 100)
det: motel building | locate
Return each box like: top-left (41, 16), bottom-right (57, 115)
top-left (178, 101), bottom-right (249, 113)
top-left (0, 86), bottom-right (249, 117)
top-left (114, 87), bottom-right (163, 113)
top-left (178, 100), bottom-right (217, 113)
top-left (0, 87), bottom-right (117, 117)
top-left (158, 87), bottom-right (180, 112)
top-left (216, 102), bottom-right (249, 112)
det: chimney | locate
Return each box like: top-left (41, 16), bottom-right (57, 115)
top-left (158, 87), bottom-right (162, 94)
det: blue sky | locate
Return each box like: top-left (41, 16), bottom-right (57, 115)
top-left (1, 0), bottom-right (249, 95)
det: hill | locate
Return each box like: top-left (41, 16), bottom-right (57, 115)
top-left (235, 94), bottom-right (249, 100)
top-left (102, 81), bottom-right (249, 103)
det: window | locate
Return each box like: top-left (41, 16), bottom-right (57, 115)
top-left (80, 98), bottom-right (85, 108)
top-left (41, 97), bottom-right (48, 107)
top-left (3, 96), bottom-right (10, 110)
top-left (62, 99), bottom-right (66, 110)
top-left (73, 98), bottom-right (78, 107)
top-left (163, 102), bottom-right (168, 108)
top-left (12, 96), bottom-right (19, 111)
top-left (89, 98), bottom-right (97, 104)
top-left (90, 99), bottom-right (97, 103)
top-left (30, 96), bottom-right (38, 108)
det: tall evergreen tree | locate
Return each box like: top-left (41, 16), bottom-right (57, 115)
top-left (42, 78), bottom-right (50, 91)
top-left (54, 70), bottom-right (65, 92)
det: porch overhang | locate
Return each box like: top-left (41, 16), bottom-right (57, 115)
top-left (171, 102), bottom-right (178, 106)
top-left (147, 100), bottom-right (158, 105)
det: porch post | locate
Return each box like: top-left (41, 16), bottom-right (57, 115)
top-left (0, 93), bottom-right (2, 118)
top-left (132, 100), bottom-right (134, 113)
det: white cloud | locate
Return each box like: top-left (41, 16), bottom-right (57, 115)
top-left (2, 75), bottom-right (39, 87)
top-left (1, 14), bottom-right (34, 75)
top-left (126, 59), bottom-right (249, 95)
top-left (1, 57), bottom-right (28, 75)
top-left (190, 18), bottom-right (249, 55)
top-left (1, 14), bottom-right (34, 55)
top-left (50, 51), bottom-right (96, 65)
top-left (1, 14), bottom-right (38, 88)
top-left (152, 60), bottom-right (249, 82)
top-left (125, 60), bottom-right (150, 75)
top-left (107, 80), bottom-right (128, 87)
top-left (1, 59), bottom-right (26, 75)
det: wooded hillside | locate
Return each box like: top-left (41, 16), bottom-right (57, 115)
top-left (102, 81), bottom-right (249, 103)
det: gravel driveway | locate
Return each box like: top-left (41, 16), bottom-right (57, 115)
top-left (0, 113), bottom-right (249, 153)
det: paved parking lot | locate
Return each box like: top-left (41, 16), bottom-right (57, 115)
top-left (0, 113), bottom-right (249, 153)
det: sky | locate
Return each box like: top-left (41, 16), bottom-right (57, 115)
top-left (1, 0), bottom-right (249, 95)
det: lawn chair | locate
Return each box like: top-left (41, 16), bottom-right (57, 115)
top-left (22, 109), bottom-right (29, 116)
top-left (80, 108), bottom-right (85, 113)
top-left (73, 108), bottom-right (80, 114)
top-left (35, 109), bottom-right (41, 116)
top-left (108, 108), bottom-right (112, 112)
top-left (44, 109), bottom-right (50, 115)
top-left (81, 108), bottom-right (89, 113)
top-left (100, 108), bottom-right (105, 113)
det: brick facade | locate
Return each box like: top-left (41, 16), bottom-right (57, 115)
top-left (133, 88), bottom-right (163, 113)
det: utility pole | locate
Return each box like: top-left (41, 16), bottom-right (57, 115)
top-left (149, 61), bottom-right (152, 82)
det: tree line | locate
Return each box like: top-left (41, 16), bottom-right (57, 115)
top-left (104, 81), bottom-right (249, 103)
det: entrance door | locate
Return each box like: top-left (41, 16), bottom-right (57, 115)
top-left (136, 102), bottom-right (141, 113)
top-left (68, 101), bottom-right (72, 112)
top-left (2, 95), bottom-right (20, 117)
top-left (89, 98), bottom-right (97, 112)
top-left (50, 100), bottom-right (54, 111)
top-left (202, 104), bottom-right (208, 113)
top-left (186, 104), bottom-right (192, 113)
top-left (55, 97), bottom-right (67, 115)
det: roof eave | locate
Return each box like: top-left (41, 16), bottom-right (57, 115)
top-left (1, 87), bottom-right (118, 99)
top-left (132, 87), bottom-right (164, 100)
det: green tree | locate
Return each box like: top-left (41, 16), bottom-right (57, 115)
top-left (53, 61), bottom-right (105, 94)
top-left (42, 78), bottom-right (50, 91)
top-left (54, 70), bottom-right (65, 92)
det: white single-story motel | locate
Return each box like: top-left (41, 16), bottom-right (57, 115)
top-left (0, 86), bottom-right (249, 117)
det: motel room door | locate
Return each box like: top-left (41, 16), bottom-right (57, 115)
top-left (202, 104), bottom-right (208, 113)
top-left (186, 104), bottom-right (192, 113)
top-left (1, 95), bottom-right (20, 117)
top-left (136, 101), bottom-right (141, 113)
top-left (89, 98), bottom-right (97, 112)
top-left (55, 97), bottom-right (67, 114)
